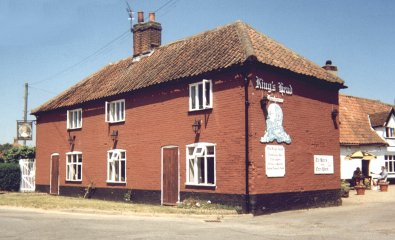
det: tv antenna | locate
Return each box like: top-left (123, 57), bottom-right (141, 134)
top-left (125, 1), bottom-right (134, 27)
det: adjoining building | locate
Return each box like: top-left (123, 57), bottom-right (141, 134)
top-left (32, 12), bottom-right (345, 214)
top-left (340, 95), bottom-right (395, 180)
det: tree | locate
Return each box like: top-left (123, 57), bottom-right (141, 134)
top-left (2, 146), bottom-right (35, 164)
top-left (0, 143), bottom-right (13, 163)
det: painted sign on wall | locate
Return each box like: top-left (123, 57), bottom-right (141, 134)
top-left (265, 145), bottom-right (285, 177)
top-left (255, 76), bottom-right (293, 95)
top-left (314, 155), bottom-right (334, 174)
top-left (260, 103), bottom-right (291, 144)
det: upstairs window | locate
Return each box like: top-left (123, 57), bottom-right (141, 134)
top-left (67, 109), bottom-right (82, 129)
top-left (386, 127), bottom-right (395, 138)
top-left (186, 143), bottom-right (216, 186)
top-left (66, 152), bottom-right (82, 181)
top-left (189, 79), bottom-right (212, 111)
top-left (105, 99), bottom-right (125, 123)
top-left (107, 149), bottom-right (126, 183)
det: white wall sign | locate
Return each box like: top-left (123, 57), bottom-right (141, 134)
top-left (314, 155), bottom-right (334, 174)
top-left (265, 145), bottom-right (285, 177)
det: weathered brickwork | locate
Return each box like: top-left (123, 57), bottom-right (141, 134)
top-left (35, 63), bottom-right (341, 213)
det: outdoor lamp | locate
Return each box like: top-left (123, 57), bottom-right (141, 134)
top-left (67, 135), bottom-right (75, 145)
top-left (192, 119), bottom-right (201, 134)
top-left (331, 108), bottom-right (339, 120)
top-left (111, 130), bottom-right (119, 142)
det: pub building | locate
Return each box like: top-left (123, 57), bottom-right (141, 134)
top-left (32, 12), bottom-right (346, 214)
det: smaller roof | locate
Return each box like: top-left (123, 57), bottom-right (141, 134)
top-left (339, 95), bottom-right (392, 146)
top-left (369, 110), bottom-right (393, 127)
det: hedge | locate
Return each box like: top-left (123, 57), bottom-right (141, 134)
top-left (0, 163), bottom-right (21, 191)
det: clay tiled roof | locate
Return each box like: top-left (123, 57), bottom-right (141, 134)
top-left (32, 21), bottom-right (345, 114)
top-left (369, 111), bottom-right (391, 127)
top-left (339, 95), bottom-right (392, 146)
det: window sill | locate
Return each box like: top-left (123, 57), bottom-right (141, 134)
top-left (188, 107), bottom-right (213, 113)
top-left (65, 180), bottom-right (82, 183)
top-left (185, 183), bottom-right (216, 189)
top-left (106, 181), bottom-right (126, 185)
top-left (107, 120), bottom-right (125, 124)
top-left (67, 127), bottom-right (82, 131)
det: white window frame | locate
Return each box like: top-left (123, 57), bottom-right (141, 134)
top-left (107, 149), bottom-right (126, 183)
top-left (66, 152), bottom-right (82, 181)
top-left (386, 127), bottom-right (395, 138)
top-left (105, 99), bottom-right (125, 123)
top-left (67, 108), bottom-right (82, 129)
top-left (385, 155), bottom-right (395, 174)
top-left (186, 142), bottom-right (216, 186)
top-left (189, 79), bottom-right (213, 111)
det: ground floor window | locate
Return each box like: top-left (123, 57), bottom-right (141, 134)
top-left (107, 149), bottom-right (126, 183)
top-left (66, 152), bottom-right (82, 181)
top-left (385, 155), bottom-right (395, 174)
top-left (186, 142), bottom-right (216, 186)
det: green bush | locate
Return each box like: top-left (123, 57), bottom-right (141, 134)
top-left (0, 163), bottom-right (21, 191)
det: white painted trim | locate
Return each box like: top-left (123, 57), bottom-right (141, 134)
top-left (161, 145), bottom-right (180, 205)
top-left (50, 153), bottom-right (60, 195)
top-left (66, 108), bottom-right (82, 130)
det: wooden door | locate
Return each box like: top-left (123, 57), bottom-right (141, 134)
top-left (162, 147), bottom-right (179, 205)
top-left (50, 154), bottom-right (59, 195)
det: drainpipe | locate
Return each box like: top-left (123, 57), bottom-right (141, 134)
top-left (244, 74), bottom-right (250, 213)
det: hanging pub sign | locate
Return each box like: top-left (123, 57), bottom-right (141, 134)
top-left (17, 120), bottom-right (33, 141)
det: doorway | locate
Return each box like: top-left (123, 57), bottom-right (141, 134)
top-left (161, 146), bottom-right (179, 205)
top-left (50, 153), bottom-right (59, 195)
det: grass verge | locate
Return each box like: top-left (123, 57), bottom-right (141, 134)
top-left (0, 192), bottom-right (238, 216)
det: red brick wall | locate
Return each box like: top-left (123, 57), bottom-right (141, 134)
top-left (35, 64), bottom-right (341, 198)
top-left (35, 70), bottom-right (247, 194)
top-left (248, 66), bottom-right (340, 194)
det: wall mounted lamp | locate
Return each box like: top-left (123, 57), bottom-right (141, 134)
top-left (111, 130), bottom-right (119, 142)
top-left (68, 135), bottom-right (75, 145)
top-left (331, 108), bottom-right (339, 120)
top-left (260, 97), bottom-right (268, 110)
top-left (192, 119), bottom-right (201, 134)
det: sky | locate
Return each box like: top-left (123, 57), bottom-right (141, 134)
top-left (1, 0), bottom-right (395, 145)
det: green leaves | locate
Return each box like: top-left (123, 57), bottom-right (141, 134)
top-left (1, 146), bottom-right (35, 164)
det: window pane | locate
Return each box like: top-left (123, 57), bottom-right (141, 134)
top-left (207, 146), bottom-right (214, 155)
top-left (188, 147), bottom-right (194, 156)
top-left (77, 165), bottom-right (82, 180)
top-left (197, 157), bottom-right (205, 184)
top-left (78, 154), bottom-right (82, 162)
top-left (121, 151), bottom-right (126, 159)
top-left (120, 101), bottom-right (125, 120)
top-left (121, 160), bottom-right (126, 182)
top-left (207, 157), bottom-right (215, 184)
top-left (205, 81), bottom-right (211, 106)
top-left (191, 86), bottom-right (196, 109)
top-left (198, 83), bottom-right (203, 109)
top-left (189, 158), bottom-right (194, 183)
top-left (114, 160), bottom-right (119, 181)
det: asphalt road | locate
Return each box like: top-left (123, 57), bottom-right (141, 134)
top-left (1, 188), bottom-right (395, 240)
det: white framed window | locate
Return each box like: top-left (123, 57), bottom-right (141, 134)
top-left (186, 142), bottom-right (216, 186)
top-left (105, 99), bottom-right (125, 123)
top-left (189, 79), bottom-right (213, 111)
top-left (386, 127), bottom-right (395, 138)
top-left (66, 152), bottom-right (82, 181)
top-left (385, 155), bottom-right (395, 174)
top-left (107, 149), bottom-right (126, 183)
top-left (67, 109), bottom-right (82, 129)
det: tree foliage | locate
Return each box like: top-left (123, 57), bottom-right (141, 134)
top-left (1, 146), bottom-right (35, 164)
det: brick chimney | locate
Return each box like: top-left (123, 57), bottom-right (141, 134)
top-left (132, 12), bottom-right (162, 57)
top-left (322, 60), bottom-right (338, 76)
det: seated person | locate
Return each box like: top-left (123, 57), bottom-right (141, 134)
top-left (373, 166), bottom-right (388, 185)
top-left (351, 167), bottom-right (362, 187)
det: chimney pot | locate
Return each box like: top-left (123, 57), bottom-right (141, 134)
top-left (137, 11), bottom-right (144, 23)
top-left (322, 60), bottom-right (338, 76)
top-left (149, 12), bottom-right (155, 22)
